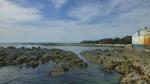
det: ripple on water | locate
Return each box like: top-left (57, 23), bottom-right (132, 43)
top-left (0, 45), bottom-right (121, 84)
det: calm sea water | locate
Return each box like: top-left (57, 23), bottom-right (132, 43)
top-left (0, 43), bottom-right (121, 84)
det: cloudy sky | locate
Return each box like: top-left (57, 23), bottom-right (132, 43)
top-left (0, 0), bottom-right (150, 42)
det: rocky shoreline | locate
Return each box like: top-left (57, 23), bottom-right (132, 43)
top-left (81, 47), bottom-right (150, 84)
top-left (0, 46), bottom-right (87, 75)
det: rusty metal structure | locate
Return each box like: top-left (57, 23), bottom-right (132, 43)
top-left (132, 27), bottom-right (150, 48)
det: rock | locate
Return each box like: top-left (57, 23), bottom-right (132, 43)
top-left (69, 59), bottom-right (88, 68)
top-left (49, 65), bottom-right (69, 75)
top-left (81, 48), bottom-right (150, 84)
top-left (26, 60), bottom-right (39, 68)
top-left (0, 46), bottom-right (87, 75)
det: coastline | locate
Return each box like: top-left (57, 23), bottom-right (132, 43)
top-left (0, 45), bottom-right (121, 84)
top-left (0, 47), bottom-right (87, 75)
top-left (0, 42), bottom-right (132, 47)
top-left (81, 47), bottom-right (150, 84)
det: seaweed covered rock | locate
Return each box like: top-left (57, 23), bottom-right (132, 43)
top-left (49, 64), bottom-right (69, 75)
top-left (69, 59), bottom-right (88, 68)
top-left (0, 46), bottom-right (88, 75)
top-left (26, 60), bottom-right (39, 68)
top-left (81, 48), bottom-right (150, 83)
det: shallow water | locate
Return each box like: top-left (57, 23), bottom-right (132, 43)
top-left (0, 44), bottom-right (121, 84)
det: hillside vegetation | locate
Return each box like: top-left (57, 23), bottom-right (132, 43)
top-left (81, 36), bottom-right (132, 44)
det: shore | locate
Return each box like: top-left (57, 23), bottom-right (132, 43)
top-left (0, 46), bottom-right (87, 75)
top-left (81, 47), bottom-right (150, 84)
top-left (0, 42), bottom-right (132, 47)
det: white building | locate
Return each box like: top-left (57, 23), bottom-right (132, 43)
top-left (132, 27), bottom-right (150, 47)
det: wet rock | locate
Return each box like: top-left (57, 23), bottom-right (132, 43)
top-left (15, 56), bottom-right (28, 64)
top-left (0, 46), bottom-right (89, 78)
top-left (0, 46), bottom-right (88, 75)
top-left (26, 60), bottom-right (39, 68)
top-left (69, 59), bottom-right (88, 68)
top-left (49, 65), bottom-right (69, 75)
top-left (81, 48), bottom-right (150, 84)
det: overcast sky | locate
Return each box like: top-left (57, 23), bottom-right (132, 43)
top-left (0, 0), bottom-right (150, 42)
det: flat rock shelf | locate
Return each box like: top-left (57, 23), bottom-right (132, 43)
top-left (81, 47), bottom-right (150, 84)
top-left (0, 46), bottom-right (87, 75)
top-left (0, 44), bottom-right (122, 84)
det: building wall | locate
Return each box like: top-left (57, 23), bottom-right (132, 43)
top-left (144, 35), bottom-right (150, 45)
top-left (132, 30), bottom-right (150, 45)
top-left (139, 36), bottom-right (145, 44)
top-left (132, 36), bottom-right (144, 44)
top-left (132, 36), bottom-right (139, 44)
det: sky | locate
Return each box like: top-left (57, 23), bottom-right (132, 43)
top-left (0, 0), bottom-right (150, 42)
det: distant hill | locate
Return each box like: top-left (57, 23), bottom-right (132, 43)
top-left (80, 36), bottom-right (132, 44)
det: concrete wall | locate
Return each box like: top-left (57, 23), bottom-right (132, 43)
top-left (132, 28), bottom-right (150, 49)
top-left (132, 36), bottom-right (144, 44)
top-left (144, 35), bottom-right (150, 45)
top-left (132, 30), bottom-right (150, 45)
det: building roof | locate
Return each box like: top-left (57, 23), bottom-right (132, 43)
top-left (132, 27), bottom-right (150, 37)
